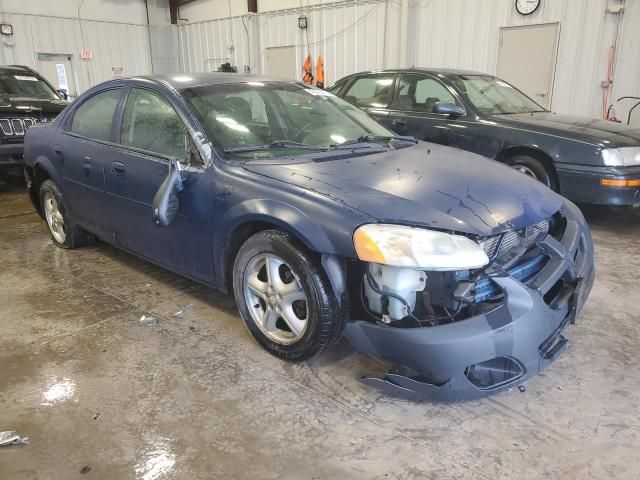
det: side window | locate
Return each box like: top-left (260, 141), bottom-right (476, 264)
top-left (69, 89), bottom-right (122, 141)
top-left (342, 74), bottom-right (395, 108)
top-left (393, 74), bottom-right (460, 113)
top-left (120, 88), bottom-right (187, 159)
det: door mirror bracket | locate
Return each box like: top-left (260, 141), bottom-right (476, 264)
top-left (152, 158), bottom-right (183, 227)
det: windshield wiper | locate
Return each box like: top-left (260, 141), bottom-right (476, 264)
top-left (224, 139), bottom-right (328, 154)
top-left (331, 134), bottom-right (417, 149)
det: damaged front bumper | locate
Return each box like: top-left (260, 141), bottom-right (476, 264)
top-left (343, 201), bottom-right (595, 401)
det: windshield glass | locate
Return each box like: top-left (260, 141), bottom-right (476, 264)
top-left (0, 71), bottom-right (59, 99)
top-left (181, 81), bottom-right (394, 159)
top-left (453, 75), bottom-right (544, 115)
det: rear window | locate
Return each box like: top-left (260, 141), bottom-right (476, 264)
top-left (342, 74), bottom-right (395, 108)
top-left (69, 89), bottom-right (122, 141)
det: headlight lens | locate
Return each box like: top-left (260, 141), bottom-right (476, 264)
top-left (353, 224), bottom-right (490, 270)
top-left (601, 147), bottom-right (640, 167)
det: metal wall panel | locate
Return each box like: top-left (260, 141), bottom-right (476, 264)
top-left (412, 0), bottom-right (639, 119)
top-left (256, 0), bottom-right (393, 85)
top-left (178, 0), bottom-right (397, 85)
top-left (0, 13), bottom-right (152, 94)
top-left (176, 0), bottom-right (640, 118)
top-left (178, 16), bottom-right (251, 72)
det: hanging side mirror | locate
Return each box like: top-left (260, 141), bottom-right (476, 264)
top-left (57, 89), bottom-right (69, 100)
top-left (152, 158), bottom-right (183, 227)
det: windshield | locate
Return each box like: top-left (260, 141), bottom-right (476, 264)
top-left (181, 81), bottom-right (394, 159)
top-left (452, 75), bottom-right (545, 115)
top-left (0, 71), bottom-right (59, 99)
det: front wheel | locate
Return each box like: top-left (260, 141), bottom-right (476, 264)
top-left (507, 155), bottom-right (558, 191)
top-left (232, 230), bottom-right (344, 361)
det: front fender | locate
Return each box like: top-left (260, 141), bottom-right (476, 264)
top-left (213, 197), bottom-right (361, 292)
top-left (221, 198), bottom-right (337, 254)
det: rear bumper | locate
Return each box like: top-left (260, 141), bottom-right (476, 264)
top-left (343, 200), bottom-right (595, 401)
top-left (557, 163), bottom-right (640, 207)
top-left (0, 143), bottom-right (24, 166)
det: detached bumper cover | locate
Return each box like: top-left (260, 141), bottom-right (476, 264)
top-left (343, 201), bottom-right (595, 401)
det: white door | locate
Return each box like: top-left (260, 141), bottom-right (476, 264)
top-left (497, 23), bottom-right (560, 109)
top-left (36, 53), bottom-right (77, 100)
top-left (265, 46), bottom-right (296, 80)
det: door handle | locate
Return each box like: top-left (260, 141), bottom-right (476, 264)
top-left (83, 157), bottom-right (91, 176)
top-left (111, 162), bottom-right (126, 176)
top-left (53, 145), bottom-right (62, 155)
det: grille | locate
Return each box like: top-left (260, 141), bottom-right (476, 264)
top-left (0, 117), bottom-right (50, 136)
top-left (10, 119), bottom-right (24, 135)
top-left (478, 218), bottom-right (550, 259)
top-left (0, 119), bottom-right (11, 135)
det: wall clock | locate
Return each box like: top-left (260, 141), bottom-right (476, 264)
top-left (515, 0), bottom-right (541, 15)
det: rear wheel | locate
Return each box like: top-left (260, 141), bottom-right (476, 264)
top-left (507, 154), bottom-right (557, 191)
top-left (233, 229), bottom-right (343, 361)
top-left (39, 179), bottom-right (93, 249)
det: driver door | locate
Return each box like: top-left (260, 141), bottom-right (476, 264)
top-left (387, 73), bottom-right (470, 146)
top-left (105, 87), bottom-right (214, 282)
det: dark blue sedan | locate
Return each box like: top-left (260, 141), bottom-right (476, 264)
top-left (23, 74), bottom-right (594, 400)
top-left (329, 69), bottom-right (640, 209)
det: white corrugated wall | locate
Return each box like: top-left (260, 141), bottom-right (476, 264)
top-left (411, 0), bottom-right (636, 120)
top-left (176, 0), bottom-right (640, 119)
top-left (178, 16), bottom-right (251, 73)
top-left (0, 12), bottom-right (152, 94)
top-left (255, 0), bottom-right (397, 84)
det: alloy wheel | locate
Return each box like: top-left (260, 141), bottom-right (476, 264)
top-left (43, 191), bottom-right (66, 244)
top-left (512, 164), bottom-right (539, 180)
top-left (243, 253), bottom-right (309, 345)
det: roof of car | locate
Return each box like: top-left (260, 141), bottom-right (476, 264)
top-left (341, 67), bottom-right (491, 78)
top-left (135, 73), bottom-right (301, 90)
top-left (0, 65), bottom-right (35, 72)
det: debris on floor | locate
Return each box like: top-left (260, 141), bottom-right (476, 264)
top-left (92, 413), bottom-right (101, 421)
top-left (173, 304), bottom-right (194, 317)
top-left (144, 283), bottom-right (152, 289)
top-left (139, 314), bottom-right (159, 326)
top-left (518, 385), bottom-right (526, 393)
top-left (0, 431), bottom-right (29, 446)
top-left (80, 465), bottom-right (92, 475)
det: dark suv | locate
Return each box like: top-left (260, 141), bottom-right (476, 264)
top-left (0, 65), bottom-right (68, 168)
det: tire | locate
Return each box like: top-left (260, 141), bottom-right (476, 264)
top-left (39, 179), bottom-right (93, 249)
top-left (232, 229), bottom-right (344, 361)
top-left (507, 154), bottom-right (558, 191)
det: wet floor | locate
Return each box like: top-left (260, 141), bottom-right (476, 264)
top-left (1, 169), bottom-right (639, 479)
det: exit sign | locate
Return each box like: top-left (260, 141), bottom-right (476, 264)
top-left (80, 49), bottom-right (93, 60)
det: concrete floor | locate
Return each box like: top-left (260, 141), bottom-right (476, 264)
top-left (1, 170), bottom-right (639, 480)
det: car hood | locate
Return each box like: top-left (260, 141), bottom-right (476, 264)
top-left (0, 95), bottom-right (67, 116)
top-left (243, 143), bottom-right (563, 236)
top-left (491, 111), bottom-right (640, 147)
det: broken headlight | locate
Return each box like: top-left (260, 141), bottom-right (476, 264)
top-left (353, 224), bottom-right (489, 271)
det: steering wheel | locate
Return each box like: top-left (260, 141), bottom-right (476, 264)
top-left (291, 121), bottom-right (321, 142)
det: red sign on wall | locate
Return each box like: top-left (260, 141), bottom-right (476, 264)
top-left (80, 49), bottom-right (93, 60)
